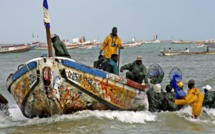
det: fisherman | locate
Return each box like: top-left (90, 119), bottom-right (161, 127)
top-left (51, 33), bottom-right (71, 58)
top-left (203, 85), bottom-right (215, 108)
top-left (0, 93), bottom-right (8, 110)
top-left (99, 27), bottom-right (123, 59)
top-left (162, 84), bottom-right (179, 111)
top-left (174, 81), bottom-right (187, 99)
top-left (184, 48), bottom-right (190, 52)
top-left (206, 46), bottom-right (210, 52)
top-left (120, 56), bottom-right (148, 84)
top-left (103, 54), bottom-right (119, 75)
top-left (147, 84), bottom-right (164, 112)
top-left (168, 48), bottom-right (172, 52)
top-left (174, 79), bottom-right (204, 119)
top-left (93, 55), bottom-right (105, 69)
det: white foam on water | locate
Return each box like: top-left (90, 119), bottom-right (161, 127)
top-left (176, 106), bottom-right (215, 125)
top-left (69, 110), bottom-right (157, 123)
top-left (25, 110), bottom-right (157, 125)
top-left (8, 104), bottom-right (27, 121)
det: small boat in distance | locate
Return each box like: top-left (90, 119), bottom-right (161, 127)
top-left (160, 50), bottom-right (215, 56)
top-left (0, 43), bottom-right (35, 53)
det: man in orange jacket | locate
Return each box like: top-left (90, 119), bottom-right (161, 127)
top-left (100, 27), bottom-right (123, 59)
top-left (174, 79), bottom-right (204, 119)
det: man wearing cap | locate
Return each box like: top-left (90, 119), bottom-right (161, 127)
top-left (174, 79), bottom-right (204, 119)
top-left (203, 85), bottom-right (215, 108)
top-left (51, 34), bottom-right (71, 58)
top-left (100, 27), bottom-right (123, 59)
top-left (120, 56), bottom-right (148, 84)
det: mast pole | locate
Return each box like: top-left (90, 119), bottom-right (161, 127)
top-left (43, 0), bottom-right (53, 57)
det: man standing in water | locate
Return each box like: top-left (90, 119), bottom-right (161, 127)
top-left (51, 33), bottom-right (71, 58)
top-left (100, 27), bottom-right (123, 59)
top-left (174, 79), bottom-right (203, 119)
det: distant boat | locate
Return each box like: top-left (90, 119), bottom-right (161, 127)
top-left (160, 50), bottom-right (215, 56)
top-left (0, 44), bottom-right (34, 53)
top-left (169, 40), bottom-right (192, 44)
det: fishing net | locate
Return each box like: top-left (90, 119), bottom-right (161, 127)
top-left (147, 64), bottom-right (164, 84)
top-left (169, 67), bottom-right (182, 82)
top-left (169, 67), bottom-right (186, 99)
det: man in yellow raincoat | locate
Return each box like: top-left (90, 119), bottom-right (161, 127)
top-left (100, 27), bottom-right (123, 59)
top-left (174, 79), bottom-right (204, 119)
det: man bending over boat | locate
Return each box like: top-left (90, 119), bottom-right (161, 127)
top-left (51, 34), bottom-right (71, 58)
top-left (120, 56), bottom-right (148, 85)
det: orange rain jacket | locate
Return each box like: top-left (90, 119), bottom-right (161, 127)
top-left (100, 35), bottom-right (122, 59)
top-left (175, 87), bottom-right (204, 117)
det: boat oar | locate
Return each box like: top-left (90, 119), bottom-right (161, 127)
top-left (118, 48), bottom-right (121, 71)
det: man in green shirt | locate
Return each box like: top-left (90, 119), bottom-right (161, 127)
top-left (120, 56), bottom-right (148, 84)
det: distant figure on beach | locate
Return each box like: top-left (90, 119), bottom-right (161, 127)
top-left (174, 79), bottom-right (204, 119)
top-left (120, 56), bottom-right (148, 85)
top-left (184, 48), bottom-right (190, 52)
top-left (51, 33), bottom-right (71, 58)
top-left (100, 27), bottom-right (123, 59)
top-left (202, 85), bottom-right (215, 108)
top-left (0, 93), bottom-right (8, 110)
top-left (93, 55), bottom-right (105, 69)
top-left (206, 47), bottom-right (210, 52)
top-left (103, 54), bottom-right (119, 75)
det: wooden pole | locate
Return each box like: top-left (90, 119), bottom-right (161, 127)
top-left (45, 26), bottom-right (53, 57)
top-left (118, 48), bottom-right (120, 71)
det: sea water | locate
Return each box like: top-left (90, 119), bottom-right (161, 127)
top-left (0, 42), bottom-right (215, 134)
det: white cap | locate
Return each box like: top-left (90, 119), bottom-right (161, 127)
top-left (51, 33), bottom-right (56, 38)
top-left (136, 56), bottom-right (142, 61)
top-left (153, 84), bottom-right (161, 93)
top-left (203, 85), bottom-right (212, 91)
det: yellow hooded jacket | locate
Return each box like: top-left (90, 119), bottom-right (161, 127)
top-left (175, 87), bottom-right (204, 117)
top-left (100, 35), bottom-right (122, 59)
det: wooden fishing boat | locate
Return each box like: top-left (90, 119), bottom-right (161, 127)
top-left (161, 51), bottom-right (215, 56)
top-left (6, 57), bottom-right (148, 118)
top-left (0, 44), bottom-right (34, 53)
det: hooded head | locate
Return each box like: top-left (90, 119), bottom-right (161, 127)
top-left (51, 33), bottom-right (57, 42)
top-left (112, 27), bottom-right (117, 36)
top-left (153, 84), bottom-right (161, 93)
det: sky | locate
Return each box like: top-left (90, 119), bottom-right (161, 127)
top-left (0, 0), bottom-right (215, 44)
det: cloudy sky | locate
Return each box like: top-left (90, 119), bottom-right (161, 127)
top-left (0, 0), bottom-right (215, 43)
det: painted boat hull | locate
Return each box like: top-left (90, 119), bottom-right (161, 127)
top-left (6, 57), bottom-right (148, 118)
top-left (161, 51), bottom-right (215, 56)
